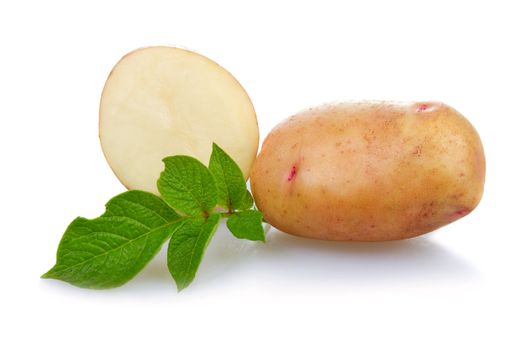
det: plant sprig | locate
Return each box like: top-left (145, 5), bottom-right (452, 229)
top-left (42, 143), bottom-right (265, 291)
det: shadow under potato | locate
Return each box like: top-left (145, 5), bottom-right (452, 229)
top-left (132, 223), bottom-right (478, 291)
top-left (256, 229), bottom-right (478, 285)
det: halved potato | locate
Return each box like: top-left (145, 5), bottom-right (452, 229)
top-left (99, 46), bottom-right (259, 193)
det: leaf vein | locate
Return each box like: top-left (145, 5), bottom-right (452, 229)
top-left (54, 219), bottom-right (185, 275)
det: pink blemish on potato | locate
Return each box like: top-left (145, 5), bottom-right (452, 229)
top-left (287, 166), bottom-right (297, 181)
top-left (450, 208), bottom-right (471, 221)
top-left (416, 103), bottom-right (436, 113)
top-left (417, 104), bottom-right (429, 112)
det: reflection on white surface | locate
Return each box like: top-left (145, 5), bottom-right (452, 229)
top-left (41, 223), bottom-right (478, 295)
top-left (130, 223), bottom-right (478, 292)
top-left (207, 225), bottom-right (477, 282)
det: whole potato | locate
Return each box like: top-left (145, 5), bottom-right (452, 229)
top-left (250, 101), bottom-right (485, 241)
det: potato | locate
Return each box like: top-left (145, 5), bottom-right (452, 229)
top-left (99, 46), bottom-right (259, 194)
top-left (250, 101), bottom-right (485, 241)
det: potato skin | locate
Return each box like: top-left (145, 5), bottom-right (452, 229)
top-left (250, 101), bottom-right (485, 241)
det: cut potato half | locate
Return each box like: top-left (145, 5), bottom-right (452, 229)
top-left (99, 46), bottom-right (259, 193)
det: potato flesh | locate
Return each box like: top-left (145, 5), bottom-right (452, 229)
top-left (250, 102), bottom-right (485, 241)
top-left (99, 47), bottom-right (258, 194)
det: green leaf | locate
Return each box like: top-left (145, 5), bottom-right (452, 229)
top-left (158, 155), bottom-right (218, 216)
top-left (226, 210), bottom-right (265, 242)
top-left (208, 143), bottom-right (247, 211)
top-left (42, 191), bottom-right (184, 289)
top-left (43, 146), bottom-right (264, 291)
top-left (239, 190), bottom-right (254, 210)
top-left (167, 214), bottom-right (221, 291)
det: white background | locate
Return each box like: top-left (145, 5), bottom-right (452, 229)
top-left (1, 1), bottom-right (524, 349)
